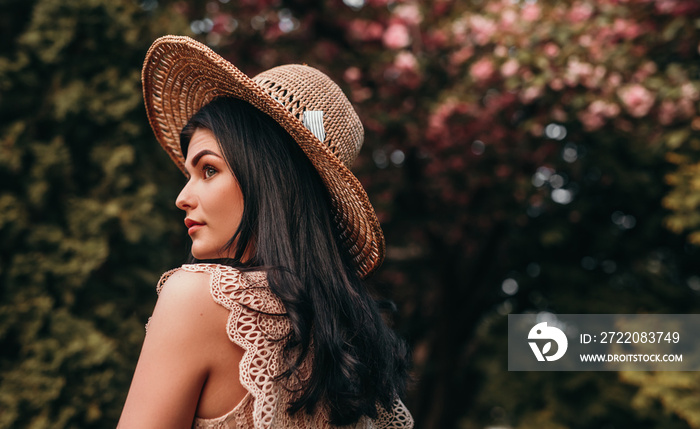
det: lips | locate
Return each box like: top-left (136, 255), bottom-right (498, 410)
top-left (184, 218), bottom-right (205, 234)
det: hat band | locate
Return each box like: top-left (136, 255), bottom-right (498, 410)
top-left (302, 110), bottom-right (325, 142)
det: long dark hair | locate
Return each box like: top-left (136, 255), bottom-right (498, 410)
top-left (179, 97), bottom-right (409, 425)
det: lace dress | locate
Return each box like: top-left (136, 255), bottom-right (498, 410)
top-left (155, 263), bottom-right (414, 429)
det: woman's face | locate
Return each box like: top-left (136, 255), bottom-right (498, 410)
top-left (176, 128), bottom-right (244, 260)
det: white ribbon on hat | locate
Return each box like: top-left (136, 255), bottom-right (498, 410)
top-left (303, 110), bottom-right (325, 142)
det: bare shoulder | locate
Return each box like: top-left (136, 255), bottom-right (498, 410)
top-left (148, 268), bottom-right (229, 346)
top-left (158, 268), bottom-right (211, 298)
top-left (118, 269), bottom-right (234, 428)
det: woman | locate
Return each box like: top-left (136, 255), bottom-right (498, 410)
top-left (119, 36), bottom-right (413, 428)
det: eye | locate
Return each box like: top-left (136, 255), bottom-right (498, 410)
top-left (203, 165), bottom-right (217, 179)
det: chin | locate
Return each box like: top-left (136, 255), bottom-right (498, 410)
top-left (191, 246), bottom-right (227, 261)
top-left (190, 247), bottom-right (213, 260)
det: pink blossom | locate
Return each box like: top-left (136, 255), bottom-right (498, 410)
top-left (589, 100), bottom-right (620, 118)
top-left (470, 58), bottom-right (495, 82)
top-left (551, 106), bottom-right (567, 122)
top-left (522, 3), bottom-right (541, 22)
top-left (383, 23), bottom-right (411, 49)
top-left (451, 19), bottom-right (468, 44)
top-left (494, 45), bottom-right (508, 57)
top-left (544, 43), bottom-right (560, 58)
top-left (348, 19), bottom-right (383, 41)
top-left (394, 51), bottom-right (418, 72)
top-left (549, 78), bottom-right (565, 91)
top-left (565, 57), bottom-right (593, 86)
top-left (569, 2), bottom-right (594, 23)
top-left (500, 59), bottom-right (519, 77)
top-left (630, 70), bottom-right (647, 84)
top-left (485, 0), bottom-right (505, 14)
top-left (655, 0), bottom-right (700, 16)
top-left (617, 84), bottom-right (655, 117)
top-left (578, 110), bottom-right (605, 131)
top-left (578, 100), bottom-right (620, 131)
top-left (579, 34), bottom-right (592, 47)
top-left (520, 86), bottom-right (543, 104)
top-left (607, 72), bottom-right (622, 88)
top-left (642, 61), bottom-right (658, 74)
top-left (469, 15), bottom-right (497, 45)
top-left (212, 14), bottom-right (236, 34)
top-left (613, 18), bottom-right (642, 39)
top-left (583, 65), bottom-right (607, 89)
top-left (499, 9), bottom-right (516, 30)
top-left (393, 4), bottom-right (423, 26)
top-left (681, 82), bottom-right (699, 100)
top-left (658, 100), bottom-right (676, 125)
top-left (344, 67), bottom-right (361, 83)
top-left (449, 46), bottom-right (474, 66)
top-left (425, 29), bottom-right (448, 50)
top-left (632, 61), bottom-right (658, 82)
top-left (351, 87), bottom-right (372, 103)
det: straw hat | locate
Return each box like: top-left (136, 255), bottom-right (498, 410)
top-left (142, 36), bottom-right (384, 278)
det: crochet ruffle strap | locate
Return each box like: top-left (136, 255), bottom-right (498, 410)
top-left (179, 263), bottom-right (292, 429)
top-left (375, 397), bottom-right (414, 429)
top-left (155, 263), bottom-right (414, 429)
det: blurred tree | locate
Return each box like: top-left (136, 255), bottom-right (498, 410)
top-left (0, 0), bottom-right (189, 427)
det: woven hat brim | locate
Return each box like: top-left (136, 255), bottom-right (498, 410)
top-left (142, 36), bottom-right (384, 278)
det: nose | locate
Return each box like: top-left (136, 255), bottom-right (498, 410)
top-left (176, 180), bottom-right (194, 211)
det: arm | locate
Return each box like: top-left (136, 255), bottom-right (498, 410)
top-left (118, 270), bottom-right (228, 428)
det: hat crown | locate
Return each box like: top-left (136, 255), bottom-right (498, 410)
top-left (253, 65), bottom-right (363, 169)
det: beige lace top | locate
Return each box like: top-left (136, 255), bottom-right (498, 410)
top-left (155, 263), bottom-right (414, 429)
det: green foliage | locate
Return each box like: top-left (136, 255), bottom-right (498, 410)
top-left (663, 151), bottom-right (700, 244)
top-left (0, 0), bottom-right (189, 427)
top-left (620, 371), bottom-right (700, 429)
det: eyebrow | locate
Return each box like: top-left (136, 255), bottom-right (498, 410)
top-left (186, 149), bottom-right (223, 174)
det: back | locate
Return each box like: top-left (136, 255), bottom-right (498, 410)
top-left (165, 263), bottom-right (414, 428)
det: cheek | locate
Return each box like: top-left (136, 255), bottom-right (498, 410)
top-left (225, 191), bottom-right (245, 224)
top-left (208, 181), bottom-right (244, 228)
